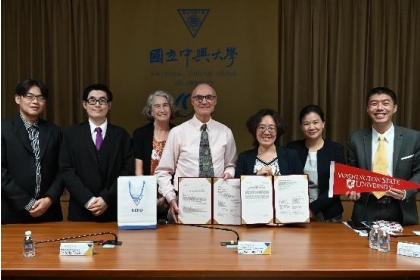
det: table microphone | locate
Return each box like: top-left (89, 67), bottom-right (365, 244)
top-left (181, 224), bottom-right (240, 244)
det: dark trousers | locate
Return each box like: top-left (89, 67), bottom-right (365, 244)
top-left (362, 195), bottom-right (403, 223)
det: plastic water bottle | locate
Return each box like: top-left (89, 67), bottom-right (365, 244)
top-left (369, 224), bottom-right (379, 250)
top-left (377, 226), bottom-right (390, 253)
top-left (23, 230), bottom-right (35, 257)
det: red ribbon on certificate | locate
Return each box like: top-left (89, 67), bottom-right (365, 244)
top-left (328, 162), bottom-right (419, 197)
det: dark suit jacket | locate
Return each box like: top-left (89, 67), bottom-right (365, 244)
top-left (235, 145), bottom-right (303, 177)
top-left (287, 139), bottom-right (345, 220)
top-left (59, 121), bottom-right (134, 222)
top-left (348, 126), bottom-right (420, 225)
top-left (132, 122), bottom-right (175, 175)
top-left (1, 114), bottom-right (64, 224)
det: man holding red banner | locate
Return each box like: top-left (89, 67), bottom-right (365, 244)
top-left (346, 87), bottom-right (420, 225)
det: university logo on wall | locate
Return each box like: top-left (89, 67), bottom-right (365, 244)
top-left (178, 9), bottom-right (210, 38)
top-left (175, 92), bottom-right (194, 118)
top-left (148, 8), bottom-right (239, 121)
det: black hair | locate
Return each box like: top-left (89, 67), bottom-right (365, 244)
top-left (299, 104), bottom-right (325, 123)
top-left (82, 84), bottom-right (113, 102)
top-left (246, 108), bottom-right (286, 147)
top-left (365, 87), bottom-right (397, 106)
top-left (15, 79), bottom-right (49, 100)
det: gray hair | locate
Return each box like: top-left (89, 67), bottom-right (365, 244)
top-left (142, 90), bottom-right (177, 121)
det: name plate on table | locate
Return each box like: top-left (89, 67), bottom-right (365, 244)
top-left (237, 241), bottom-right (271, 255)
top-left (397, 242), bottom-right (420, 258)
top-left (60, 242), bottom-right (94, 256)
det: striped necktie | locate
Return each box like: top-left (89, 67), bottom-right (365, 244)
top-left (28, 124), bottom-right (41, 197)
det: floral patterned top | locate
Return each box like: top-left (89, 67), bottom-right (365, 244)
top-left (150, 137), bottom-right (167, 175)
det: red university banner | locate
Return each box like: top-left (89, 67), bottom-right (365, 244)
top-left (328, 162), bottom-right (419, 197)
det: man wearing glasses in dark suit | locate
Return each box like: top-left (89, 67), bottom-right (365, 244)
top-left (2, 79), bottom-right (64, 224)
top-left (59, 84), bottom-right (134, 221)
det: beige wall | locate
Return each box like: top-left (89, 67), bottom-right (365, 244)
top-left (108, 0), bottom-right (278, 153)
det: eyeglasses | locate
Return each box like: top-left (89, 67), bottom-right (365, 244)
top-left (23, 93), bottom-right (46, 103)
top-left (86, 98), bottom-right (109, 105)
top-left (191, 95), bottom-right (217, 102)
top-left (257, 125), bottom-right (277, 133)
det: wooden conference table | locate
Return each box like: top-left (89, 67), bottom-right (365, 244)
top-left (2, 222), bottom-right (420, 279)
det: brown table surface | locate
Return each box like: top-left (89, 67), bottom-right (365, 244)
top-left (2, 222), bottom-right (420, 278)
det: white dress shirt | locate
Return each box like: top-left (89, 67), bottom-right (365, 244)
top-left (155, 115), bottom-right (237, 203)
top-left (88, 118), bottom-right (108, 144)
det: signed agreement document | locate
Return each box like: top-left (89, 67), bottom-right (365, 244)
top-left (178, 177), bottom-right (212, 224)
top-left (240, 175), bottom-right (309, 224)
top-left (178, 177), bottom-right (241, 225)
top-left (240, 175), bottom-right (274, 224)
top-left (178, 175), bottom-right (309, 225)
top-left (213, 178), bottom-right (241, 225)
top-left (274, 175), bottom-right (309, 223)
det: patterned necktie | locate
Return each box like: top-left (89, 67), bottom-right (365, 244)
top-left (372, 134), bottom-right (387, 199)
top-left (28, 125), bottom-right (41, 198)
top-left (199, 124), bottom-right (214, 177)
top-left (95, 127), bottom-right (103, 150)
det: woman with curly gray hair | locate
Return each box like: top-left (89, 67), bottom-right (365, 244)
top-left (132, 90), bottom-right (177, 221)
